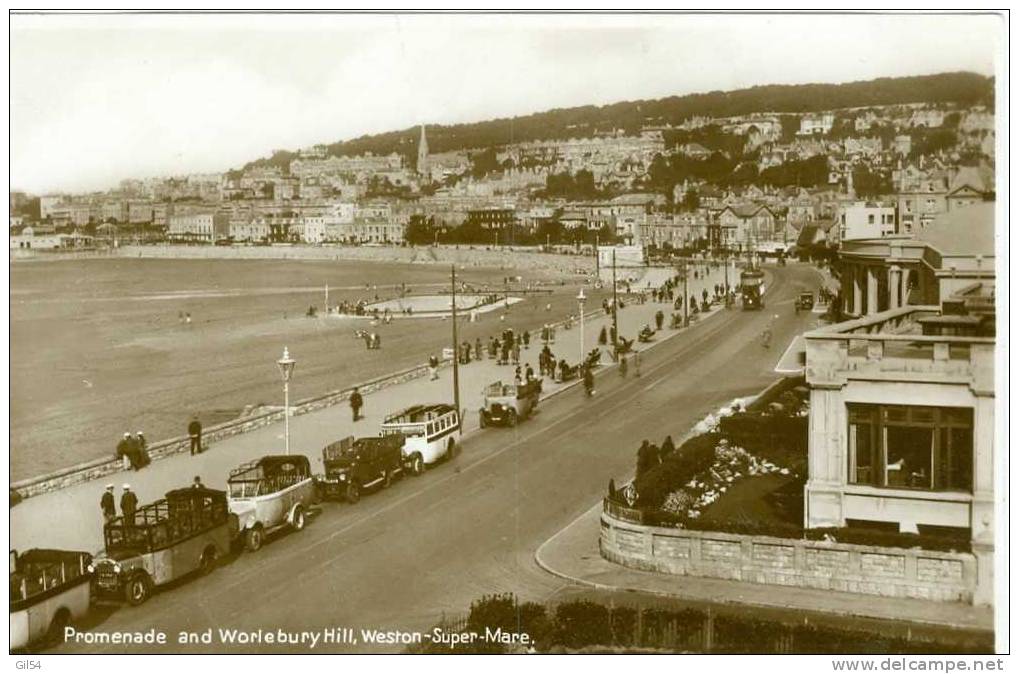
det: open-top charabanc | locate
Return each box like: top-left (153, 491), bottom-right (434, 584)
top-left (10, 549), bottom-right (92, 649)
top-left (317, 435), bottom-right (407, 502)
top-left (228, 455), bottom-right (317, 553)
top-left (479, 378), bottom-right (542, 428)
top-left (381, 404), bottom-right (461, 473)
top-left (91, 487), bottom-right (232, 605)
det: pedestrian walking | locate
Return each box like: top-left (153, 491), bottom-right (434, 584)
top-left (655, 310), bottom-right (664, 331)
top-left (512, 342), bottom-right (521, 365)
top-left (188, 416), bottom-right (203, 455)
top-left (428, 355), bottom-right (439, 380)
top-left (101, 485), bottom-right (116, 523)
top-left (475, 338), bottom-right (482, 360)
top-left (525, 363), bottom-right (534, 381)
top-left (350, 387), bottom-right (364, 422)
top-left (120, 485), bottom-right (138, 526)
top-left (522, 330), bottom-right (530, 349)
top-left (619, 355), bottom-right (628, 378)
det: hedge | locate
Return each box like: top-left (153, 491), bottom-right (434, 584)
top-left (717, 413), bottom-right (808, 473)
top-left (633, 432), bottom-right (721, 508)
top-left (413, 595), bottom-right (988, 653)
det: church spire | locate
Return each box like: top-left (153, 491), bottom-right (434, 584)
top-left (417, 124), bottom-right (430, 177)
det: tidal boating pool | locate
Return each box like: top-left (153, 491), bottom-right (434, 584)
top-left (10, 257), bottom-right (600, 481)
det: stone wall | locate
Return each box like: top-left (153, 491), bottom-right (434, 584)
top-left (600, 508), bottom-right (977, 604)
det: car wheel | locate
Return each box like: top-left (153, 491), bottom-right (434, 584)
top-left (447, 438), bottom-right (458, 458)
top-left (346, 482), bottom-right (361, 503)
top-left (47, 609), bottom-right (70, 644)
top-left (124, 573), bottom-right (152, 606)
top-left (292, 506), bottom-right (306, 530)
top-left (410, 455), bottom-right (424, 476)
top-left (199, 546), bottom-right (218, 575)
top-left (245, 526), bottom-right (264, 553)
top-left (382, 470), bottom-right (392, 489)
top-left (479, 411), bottom-right (487, 428)
top-left (508, 409), bottom-right (518, 427)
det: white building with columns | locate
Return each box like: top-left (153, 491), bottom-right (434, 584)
top-left (805, 202), bottom-right (997, 606)
top-left (837, 203), bottom-right (994, 318)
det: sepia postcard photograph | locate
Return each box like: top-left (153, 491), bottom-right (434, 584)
top-left (5, 9), bottom-right (1010, 666)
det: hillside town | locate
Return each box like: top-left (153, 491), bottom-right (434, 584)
top-left (9, 101), bottom-right (995, 258)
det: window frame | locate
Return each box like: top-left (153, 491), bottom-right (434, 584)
top-left (846, 403), bottom-right (973, 493)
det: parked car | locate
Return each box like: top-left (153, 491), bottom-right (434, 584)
top-left (316, 435), bottom-right (406, 503)
top-left (479, 379), bottom-right (541, 428)
top-left (227, 455), bottom-right (317, 553)
top-left (91, 487), bottom-right (232, 605)
top-left (10, 549), bottom-right (92, 649)
top-left (380, 404), bottom-right (461, 474)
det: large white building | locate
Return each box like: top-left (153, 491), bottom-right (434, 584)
top-left (167, 211), bottom-right (230, 243)
top-left (837, 201), bottom-right (897, 242)
top-left (809, 203), bottom-right (997, 605)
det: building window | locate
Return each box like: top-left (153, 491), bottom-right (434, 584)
top-left (867, 214), bottom-right (875, 225)
top-left (847, 404), bottom-right (972, 492)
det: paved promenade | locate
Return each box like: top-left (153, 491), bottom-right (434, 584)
top-left (11, 264), bottom-right (730, 553)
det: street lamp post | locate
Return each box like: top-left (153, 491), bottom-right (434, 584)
top-left (577, 288), bottom-right (587, 362)
top-left (276, 347), bottom-right (296, 455)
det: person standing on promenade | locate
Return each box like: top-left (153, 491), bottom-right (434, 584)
top-left (192, 475), bottom-right (205, 489)
top-left (100, 485), bottom-right (116, 524)
top-left (135, 431), bottom-right (151, 468)
top-left (188, 416), bottom-right (203, 455)
top-left (120, 485), bottom-right (138, 526)
top-left (116, 432), bottom-right (132, 470)
top-left (428, 355), bottom-right (439, 380)
top-left (350, 387), bottom-right (364, 422)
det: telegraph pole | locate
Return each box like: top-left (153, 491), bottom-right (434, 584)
top-left (324, 283), bottom-right (329, 312)
top-left (683, 264), bottom-right (689, 327)
top-left (451, 265), bottom-right (462, 430)
top-left (611, 249), bottom-right (619, 360)
top-left (595, 233), bottom-right (600, 278)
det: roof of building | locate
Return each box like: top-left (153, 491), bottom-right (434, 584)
top-left (916, 202), bottom-right (995, 258)
top-left (947, 164), bottom-right (995, 195)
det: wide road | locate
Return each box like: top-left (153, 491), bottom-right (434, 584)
top-left (56, 263), bottom-right (823, 654)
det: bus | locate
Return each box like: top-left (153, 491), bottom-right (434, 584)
top-left (380, 404), bottom-right (461, 474)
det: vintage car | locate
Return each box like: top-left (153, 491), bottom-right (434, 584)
top-left (479, 379), bottom-right (541, 428)
top-left (317, 435), bottom-right (406, 502)
top-left (381, 404), bottom-right (461, 473)
top-left (795, 291), bottom-right (815, 312)
top-left (227, 455), bottom-right (317, 552)
top-left (10, 549), bottom-right (92, 649)
top-left (91, 487), bottom-right (233, 605)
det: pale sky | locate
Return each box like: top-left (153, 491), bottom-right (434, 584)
top-left (9, 12), bottom-right (1002, 194)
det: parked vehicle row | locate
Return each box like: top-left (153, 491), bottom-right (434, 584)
top-left (11, 384), bottom-right (556, 649)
